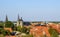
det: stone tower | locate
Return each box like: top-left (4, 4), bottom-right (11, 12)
top-left (5, 15), bottom-right (8, 22)
top-left (4, 15), bottom-right (8, 28)
top-left (17, 14), bottom-right (23, 28)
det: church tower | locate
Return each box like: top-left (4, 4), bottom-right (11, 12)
top-left (4, 15), bottom-right (8, 28)
top-left (5, 15), bottom-right (8, 22)
top-left (17, 14), bottom-right (23, 28)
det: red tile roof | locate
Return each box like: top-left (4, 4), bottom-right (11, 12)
top-left (30, 26), bottom-right (50, 37)
top-left (47, 23), bottom-right (60, 34)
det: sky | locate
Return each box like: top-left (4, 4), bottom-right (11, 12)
top-left (0, 0), bottom-right (60, 21)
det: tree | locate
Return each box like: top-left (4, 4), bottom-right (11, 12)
top-left (0, 22), bottom-right (4, 34)
top-left (5, 21), bottom-right (14, 28)
top-left (21, 27), bottom-right (27, 33)
top-left (2, 30), bottom-right (11, 36)
top-left (49, 28), bottom-right (58, 37)
top-left (0, 22), bottom-right (4, 26)
top-left (17, 26), bottom-right (28, 33)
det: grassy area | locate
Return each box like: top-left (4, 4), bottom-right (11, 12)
top-left (21, 34), bottom-right (33, 37)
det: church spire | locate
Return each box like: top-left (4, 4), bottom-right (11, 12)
top-left (18, 14), bottom-right (20, 21)
top-left (5, 15), bottom-right (8, 22)
top-left (17, 14), bottom-right (23, 21)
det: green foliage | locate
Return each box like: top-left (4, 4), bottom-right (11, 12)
top-left (21, 27), bottom-right (27, 33)
top-left (0, 22), bottom-right (4, 29)
top-left (2, 30), bottom-right (11, 36)
top-left (0, 22), bottom-right (4, 26)
top-left (12, 25), bottom-right (17, 31)
top-left (26, 27), bottom-right (31, 34)
top-left (0, 22), bottom-right (11, 36)
top-left (0, 28), bottom-right (4, 34)
top-left (0, 28), bottom-right (11, 36)
top-left (28, 35), bottom-right (33, 37)
top-left (5, 21), bottom-right (14, 28)
top-left (17, 26), bottom-right (21, 32)
top-left (17, 26), bottom-right (29, 34)
top-left (21, 34), bottom-right (33, 37)
top-left (49, 28), bottom-right (58, 37)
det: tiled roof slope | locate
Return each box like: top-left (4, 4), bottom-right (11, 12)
top-left (30, 26), bottom-right (50, 37)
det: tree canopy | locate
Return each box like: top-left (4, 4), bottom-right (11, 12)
top-left (5, 21), bottom-right (14, 28)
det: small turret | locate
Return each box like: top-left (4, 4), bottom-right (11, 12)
top-left (20, 17), bottom-right (23, 21)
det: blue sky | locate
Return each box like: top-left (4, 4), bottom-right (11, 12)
top-left (0, 0), bottom-right (60, 21)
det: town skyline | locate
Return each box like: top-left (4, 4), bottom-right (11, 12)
top-left (0, 0), bottom-right (60, 21)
